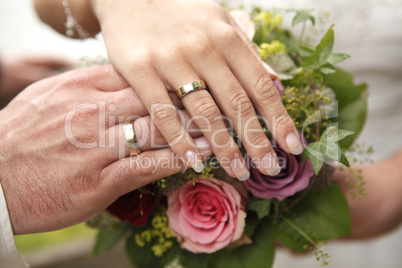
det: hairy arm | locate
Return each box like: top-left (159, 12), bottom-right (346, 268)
top-left (334, 150), bottom-right (402, 239)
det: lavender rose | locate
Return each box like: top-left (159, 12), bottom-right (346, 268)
top-left (243, 144), bottom-right (314, 201)
top-left (274, 79), bottom-right (284, 97)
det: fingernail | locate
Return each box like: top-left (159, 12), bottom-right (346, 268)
top-left (194, 137), bottom-right (212, 157)
top-left (261, 61), bottom-right (278, 78)
top-left (286, 133), bottom-right (303, 155)
top-left (185, 150), bottom-right (205, 173)
top-left (230, 158), bottom-right (250, 181)
top-left (262, 153), bottom-right (281, 176)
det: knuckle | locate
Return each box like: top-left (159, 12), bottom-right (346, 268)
top-left (152, 102), bottom-right (178, 123)
top-left (151, 103), bottom-right (185, 145)
top-left (68, 102), bottom-right (99, 122)
top-left (275, 113), bottom-right (294, 131)
top-left (75, 166), bottom-right (101, 194)
top-left (157, 46), bottom-right (186, 65)
top-left (164, 129), bottom-right (184, 145)
top-left (217, 24), bottom-right (241, 44)
top-left (227, 91), bottom-right (255, 117)
top-left (246, 133), bottom-right (269, 148)
top-left (253, 73), bottom-right (279, 103)
top-left (212, 134), bottom-right (233, 150)
top-left (57, 70), bottom-right (89, 89)
top-left (187, 32), bottom-right (215, 57)
top-left (126, 51), bottom-right (154, 74)
top-left (192, 96), bottom-right (220, 121)
top-left (134, 156), bottom-right (156, 177)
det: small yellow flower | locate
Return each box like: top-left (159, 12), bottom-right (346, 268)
top-left (135, 233), bottom-right (145, 247)
top-left (259, 41), bottom-right (287, 60)
top-left (133, 209), bottom-right (174, 257)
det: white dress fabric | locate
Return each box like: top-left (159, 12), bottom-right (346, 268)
top-left (230, 0), bottom-right (402, 267)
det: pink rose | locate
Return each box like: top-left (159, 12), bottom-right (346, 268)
top-left (166, 178), bottom-right (246, 253)
top-left (243, 144), bottom-right (314, 201)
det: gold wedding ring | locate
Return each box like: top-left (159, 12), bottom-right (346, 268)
top-left (176, 80), bottom-right (207, 99)
top-left (123, 120), bottom-right (142, 156)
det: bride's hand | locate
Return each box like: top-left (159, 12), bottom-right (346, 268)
top-left (90, 0), bottom-right (303, 180)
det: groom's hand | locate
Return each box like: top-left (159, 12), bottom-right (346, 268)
top-left (0, 65), bottom-right (211, 235)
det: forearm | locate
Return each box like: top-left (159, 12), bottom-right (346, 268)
top-left (335, 150), bottom-right (402, 239)
top-left (33, 0), bottom-right (100, 38)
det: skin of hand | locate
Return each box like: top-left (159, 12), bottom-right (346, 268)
top-left (0, 65), bottom-right (211, 235)
top-left (334, 151), bottom-right (402, 239)
top-left (0, 53), bottom-right (72, 98)
top-left (34, 0), bottom-right (303, 182)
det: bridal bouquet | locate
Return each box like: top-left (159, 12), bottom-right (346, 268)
top-left (88, 7), bottom-right (368, 268)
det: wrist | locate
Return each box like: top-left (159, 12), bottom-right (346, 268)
top-left (89, 0), bottom-right (112, 25)
top-left (64, 0), bottom-right (100, 38)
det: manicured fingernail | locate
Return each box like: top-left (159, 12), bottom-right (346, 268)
top-left (262, 153), bottom-right (281, 176)
top-left (286, 132), bottom-right (303, 155)
top-left (261, 61), bottom-right (278, 78)
top-left (185, 150), bottom-right (204, 173)
top-left (230, 158), bottom-right (250, 181)
top-left (194, 137), bottom-right (212, 157)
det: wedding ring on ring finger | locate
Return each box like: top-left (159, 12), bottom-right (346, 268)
top-left (123, 119), bottom-right (142, 157)
top-left (176, 80), bottom-right (207, 99)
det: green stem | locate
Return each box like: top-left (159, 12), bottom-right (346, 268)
top-left (279, 174), bottom-right (318, 215)
top-left (299, 22), bottom-right (307, 45)
top-left (281, 216), bottom-right (316, 246)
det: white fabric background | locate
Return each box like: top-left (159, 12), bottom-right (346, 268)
top-left (1, 0), bottom-right (401, 267)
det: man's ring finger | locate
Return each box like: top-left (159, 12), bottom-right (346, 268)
top-left (123, 119), bottom-right (142, 156)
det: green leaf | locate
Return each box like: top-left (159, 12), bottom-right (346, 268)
top-left (160, 242), bottom-right (182, 268)
top-left (302, 126), bottom-right (353, 174)
top-left (337, 99), bottom-right (368, 148)
top-left (244, 212), bottom-right (261, 238)
top-left (327, 53), bottom-right (350, 65)
top-left (161, 242), bottom-right (209, 268)
top-left (325, 67), bottom-right (368, 148)
top-left (208, 218), bottom-right (275, 268)
top-left (316, 25), bottom-right (335, 65)
top-left (247, 198), bottom-right (271, 219)
top-left (125, 235), bottom-right (163, 268)
top-left (271, 224), bottom-right (306, 253)
top-left (320, 66), bottom-right (336, 74)
top-left (325, 67), bottom-right (368, 110)
top-left (276, 182), bottom-right (351, 243)
top-left (297, 46), bottom-right (314, 57)
top-left (321, 127), bottom-right (355, 143)
top-left (292, 9), bottom-right (316, 27)
top-left (302, 25), bottom-right (335, 70)
top-left (93, 223), bottom-right (129, 256)
top-left (181, 250), bottom-right (209, 268)
top-left (302, 143), bottom-right (325, 175)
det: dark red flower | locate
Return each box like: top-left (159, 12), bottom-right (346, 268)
top-left (107, 186), bottom-right (158, 226)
